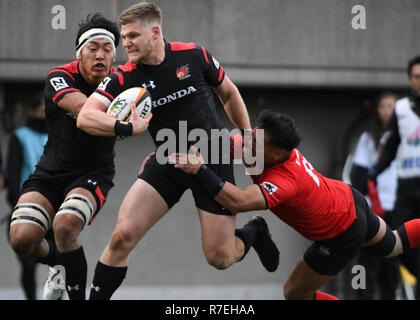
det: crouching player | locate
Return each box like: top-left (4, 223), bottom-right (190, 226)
top-left (171, 109), bottom-right (420, 300)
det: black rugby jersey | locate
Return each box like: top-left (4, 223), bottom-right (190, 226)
top-left (40, 60), bottom-right (115, 172)
top-left (95, 41), bottom-right (225, 149)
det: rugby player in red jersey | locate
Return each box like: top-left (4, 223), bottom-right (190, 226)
top-left (171, 109), bottom-right (420, 300)
top-left (8, 14), bottom-right (149, 300)
top-left (78, 2), bottom-right (279, 299)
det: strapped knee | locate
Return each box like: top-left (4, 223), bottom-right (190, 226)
top-left (55, 194), bottom-right (94, 229)
top-left (10, 203), bottom-right (51, 233)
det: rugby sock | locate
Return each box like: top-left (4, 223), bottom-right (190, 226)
top-left (313, 291), bottom-right (339, 300)
top-left (397, 219), bottom-right (420, 251)
top-left (37, 239), bottom-right (60, 267)
top-left (89, 261), bottom-right (127, 300)
top-left (58, 246), bottom-right (87, 300)
top-left (234, 223), bottom-right (259, 260)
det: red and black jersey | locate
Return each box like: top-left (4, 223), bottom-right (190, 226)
top-left (40, 60), bottom-right (115, 172)
top-left (230, 135), bottom-right (357, 241)
top-left (94, 41), bottom-right (225, 149)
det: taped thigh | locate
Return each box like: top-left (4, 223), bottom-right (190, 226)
top-left (55, 194), bottom-right (94, 228)
top-left (10, 203), bottom-right (52, 233)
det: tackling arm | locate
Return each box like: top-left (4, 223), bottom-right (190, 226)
top-left (169, 151), bottom-right (266, 212)
top-left (215, 182), bottom-right (267, 212)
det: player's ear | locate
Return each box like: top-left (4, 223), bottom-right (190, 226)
top-left (151, 25), bottom-right (161, 40)
top-left (276, 149), bottom-right (289, 162)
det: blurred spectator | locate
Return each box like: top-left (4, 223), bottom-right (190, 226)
top-left (5, 92), bottom-right (48, 300)
top-left (369, 55), bottom-right (420, 299)
top-left (351, 92), bottom-right (400, 299)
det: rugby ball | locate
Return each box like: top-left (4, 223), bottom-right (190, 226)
top-left (107, 87), bottom-right (152, 121)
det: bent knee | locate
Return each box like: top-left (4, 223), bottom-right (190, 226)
top-left (205, 247), bottom-right (235, 270)
top-left (53, 214), bottom-right (83, 244)
top-left (9, 226), bottom-right (41, 256)
top-left (109, 225), bottom-right (138, 253)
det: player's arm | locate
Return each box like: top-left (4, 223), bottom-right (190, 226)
top-left (77, 94), bottom-right (120, 136)
top-left (213, 75), bottom-right (251, 130)
top-left (57, 91), bottom-right (88, 116)
top-left (169, 150), bottom-right (266, 212)
top-left (46, 70), bottom-right (87, 116)
top-left (197, 45), bottom-right (250, 130)
top-left (77, 73), bottom-right (152, 137)
top-left (214, 182), bottom-right (267, 212)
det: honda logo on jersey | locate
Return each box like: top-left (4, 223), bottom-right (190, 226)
top-left (50, 77), bottom-right (69, 91)
top-left (261, 182), bottom-right (278, 195)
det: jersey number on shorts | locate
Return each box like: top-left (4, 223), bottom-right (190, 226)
top-left (295, 150), bottom-right (320, 187)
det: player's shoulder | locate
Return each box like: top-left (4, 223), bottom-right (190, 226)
top-left (168, 41), bottom-right (211, 60)
top-left (168, 41), bottom-right (198, 52)
top-left (47, 60), bottom-right (79, 79)
top-left (117, 60), bottom-right (138, 73)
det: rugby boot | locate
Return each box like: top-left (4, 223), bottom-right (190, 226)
top-left (248, 215), bottom-right (280, 272)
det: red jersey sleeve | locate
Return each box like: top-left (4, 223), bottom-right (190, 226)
top-left (257, 171), bottom-right (298, 209)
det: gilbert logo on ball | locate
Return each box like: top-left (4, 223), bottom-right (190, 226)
top-left (107, 87), bottom-right (152, 121)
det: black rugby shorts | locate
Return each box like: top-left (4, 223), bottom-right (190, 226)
top-left (139, 149), bottom-right (235, 216)
top-left (21, 167), bottom-right (114, 220)
top-left (303, 186), bottom-right (380, 276)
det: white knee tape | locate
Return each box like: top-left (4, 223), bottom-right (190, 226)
top-left (55, 194), bottom-right (94, 228)
top-left (10, 203), bottom-right (52, 233)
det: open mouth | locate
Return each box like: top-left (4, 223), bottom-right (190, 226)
top-left (94, 63), bottom-right (106, 70)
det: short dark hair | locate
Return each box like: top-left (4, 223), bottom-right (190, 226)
top-left (407, 55), bottom-right (420, 77)
top-left (256, 109), bottom-right (301, 151)
top-left (76, 13), bottom-right (120, 47)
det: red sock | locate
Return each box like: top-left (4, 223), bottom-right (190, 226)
top-left (313, 291), bottom-right (339, 300)
top-left (404, 219), bottom-right (420, 249)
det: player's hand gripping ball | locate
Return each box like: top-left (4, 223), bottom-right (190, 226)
top-left (107, 87), bottom-right (152, 121)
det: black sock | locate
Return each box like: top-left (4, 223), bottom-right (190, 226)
top-left (18, 256), bottom-right (37, 300)
top-left (37, 239), bottom-right (60, 267)
top-left (235, 222), bottom-right (259, 261)
top-left (58, 246), bottom-right (87, 300)
top-left (89, 261), bottom-right (127, 300)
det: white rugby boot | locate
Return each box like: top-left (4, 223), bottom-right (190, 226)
top-left (42, 266), bottom-right (64, 300)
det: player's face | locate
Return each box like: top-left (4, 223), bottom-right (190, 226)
top-left (242, 127), bottom-right (282, 168)
top-left (250, 127), bottom-right (288, 167)
top-left (121, 20), bottom-right (156, 64)
top-left (410, 64), bottom-right (420, 95)
top-left (377, 95), bottom-right (396, 126)
top-left (79, 38), bottom-right (114, 85)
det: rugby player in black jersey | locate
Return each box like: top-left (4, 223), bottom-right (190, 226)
top-left (77, 2), bottom-right (279, 299)
top-left (8, 14), bottom-right (149, 300)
